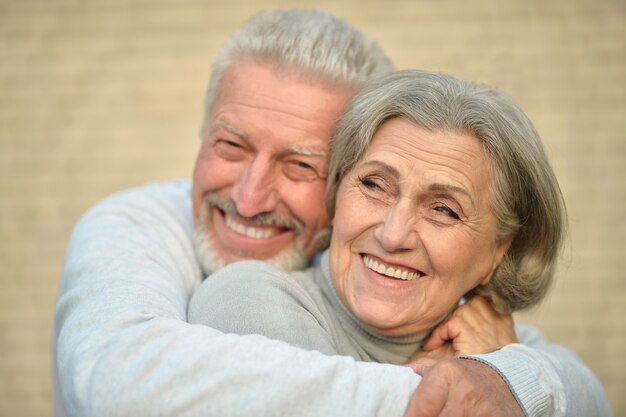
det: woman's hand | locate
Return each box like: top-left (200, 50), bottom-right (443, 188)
top-left (407, 296), bottom-right (518, 366)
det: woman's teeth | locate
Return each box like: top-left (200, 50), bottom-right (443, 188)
top-left (363, 255), bottom-right (420, 281)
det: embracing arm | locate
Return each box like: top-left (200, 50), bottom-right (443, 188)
top-left (404, 296), bottom-right (611, 417)
top-left (53, 182), bottom-right (420, 417)
top-left (405, 323), bottom-right (612, 417)
top-left (467, 324), bottom-right (613, 417)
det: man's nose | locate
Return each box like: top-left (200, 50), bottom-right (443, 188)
top-left (230, 158), bottom-right (279, 218)
top-left (373, 202), bottom-right (420, 252)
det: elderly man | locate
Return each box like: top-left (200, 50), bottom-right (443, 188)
top-left (53, 9), bottom-right (610, 417)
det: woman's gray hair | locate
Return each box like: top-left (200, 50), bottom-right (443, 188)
top-left (327, 70), bottom-right (566, 313)
top-left (201, 9), bottom-right (394, 134)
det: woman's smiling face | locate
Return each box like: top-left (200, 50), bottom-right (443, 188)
top-left (329, 117), bottom-right (511, 336)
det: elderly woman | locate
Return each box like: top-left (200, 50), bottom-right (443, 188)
top-left (188, 69), bottom-right (565, 363)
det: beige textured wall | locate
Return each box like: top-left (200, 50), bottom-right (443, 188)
top-left (1, 1), bottom-right (624, 416)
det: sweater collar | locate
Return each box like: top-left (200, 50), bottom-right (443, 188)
top-left (318, 249), bottom-right (440, 359)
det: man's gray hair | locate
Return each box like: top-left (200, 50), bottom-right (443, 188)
top-left (327, 70), bottom-right (566, 313)
top-left (201, 9), bottom-right (394, 134)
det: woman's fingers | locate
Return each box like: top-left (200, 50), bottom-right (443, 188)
top-left (422, 296), bottom-right (518, 355)
top-left (422, 316), bottom-right (464, 351)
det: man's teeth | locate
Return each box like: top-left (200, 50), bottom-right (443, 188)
top-left (363, 256), bottom-right (420, 281)
top-left (225, 216), bottom-right (279, 239)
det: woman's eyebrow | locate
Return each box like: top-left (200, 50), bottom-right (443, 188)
top-left (360, 160), bottom-right (400, 178)
top-left (428, 183), bottom-right (475, 206)
top-left (360, 160), bottom-right (475, 206)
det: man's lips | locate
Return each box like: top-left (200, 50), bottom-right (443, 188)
top-left (362, 254), bottom-right (423, 281)
top-left (225, 214), bottom-right (280, 239)
top-left (221, 211), bottom-right (290, 240)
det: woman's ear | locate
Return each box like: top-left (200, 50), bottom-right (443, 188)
top-left (480, 233), bottom-right (516, 286)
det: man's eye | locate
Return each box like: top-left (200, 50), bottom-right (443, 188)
top-left (213, 139), bottom-right (246, 160)
top-left (220, 139), bottom-right (242, 148)
top-left (283, 160), bottom-right (323, 182)
top-left (293, 161), bottom-right (313, 170)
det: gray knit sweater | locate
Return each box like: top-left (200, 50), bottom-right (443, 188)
top-left (53, 180), bottom-right (612, 417)
top-left (188, 253), bottom-right (435, 364)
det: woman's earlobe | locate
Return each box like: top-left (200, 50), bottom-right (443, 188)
top-left (481, 234), bottom-right (516, 286)
top-left (495, 233), bottom-right (516, 265)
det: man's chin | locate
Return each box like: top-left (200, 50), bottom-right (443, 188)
top-left (194, 228), bottom-right (308, 275)
top-left (193, 229), bottom-right (226, 275)
top-left (262, 248), bottom-right (309, 272)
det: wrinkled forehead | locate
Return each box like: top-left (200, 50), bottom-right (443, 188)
top-left (210, 60), bottom-right (355, 150)
top-left (360, 119), bottom-right (493, 197)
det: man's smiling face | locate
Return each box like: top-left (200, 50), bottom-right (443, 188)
top-left (192, 59), bottom-right (354, 273)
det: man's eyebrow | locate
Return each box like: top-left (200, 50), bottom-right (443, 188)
top-left (286, 146), bottom-right (328, 157)
top-left (212, 121), bottom-right (249, 141)
top-left (211, 122), bottom-right (325, 157)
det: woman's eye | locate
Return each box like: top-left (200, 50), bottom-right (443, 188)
top-left (358, 176), bottom-right (381, 190)
top-left (356, 175), bottom-right (396, 204)
top-left (434, 205), bottom-right (460, 220)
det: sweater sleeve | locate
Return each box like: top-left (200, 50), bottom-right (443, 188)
top-left (463, 324), bottom-right (613, 417)
top-left (53, 182), bottom-right (421, 417)
top-left (188, 261), bottom-right (341, 356)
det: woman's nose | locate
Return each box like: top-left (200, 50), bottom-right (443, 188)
top-left (230, 159), bottom-right (279, 218)
top-left (373, 202), bottom-right (420, 252)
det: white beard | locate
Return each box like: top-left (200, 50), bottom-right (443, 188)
top-left (193, 225), bottom-right (312, 276)
top-left (193, 193), bottom-right (331, 275)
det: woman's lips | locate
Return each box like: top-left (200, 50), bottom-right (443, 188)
top-left (362, 254), bottom-right (423, 281)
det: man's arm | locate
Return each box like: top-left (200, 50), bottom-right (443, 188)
top-left (405, 324), bottom-right (612, 417)
top-left (473, 324), bottom-right (613, 417)
top-left (53, 182), bottom-right (420, 417)
top-left (404, 359), bottom-right (525, 417)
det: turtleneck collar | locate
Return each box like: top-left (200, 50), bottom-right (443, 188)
top-left (317, 249), bottom-right (454, 363)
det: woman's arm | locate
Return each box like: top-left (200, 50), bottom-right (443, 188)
top-left (188, 261), bottom-right (339, 356)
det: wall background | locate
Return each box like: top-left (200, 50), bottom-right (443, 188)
top-left (1, 0), bottom-right (624, 415)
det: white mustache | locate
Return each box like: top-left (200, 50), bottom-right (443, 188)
top-left (204, 194), bottom-right (305, 234)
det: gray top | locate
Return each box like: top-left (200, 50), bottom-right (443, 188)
top-left (53, 180), bottom-right (613, 417)
top-left (188, 252), bottom-right (433, 364)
